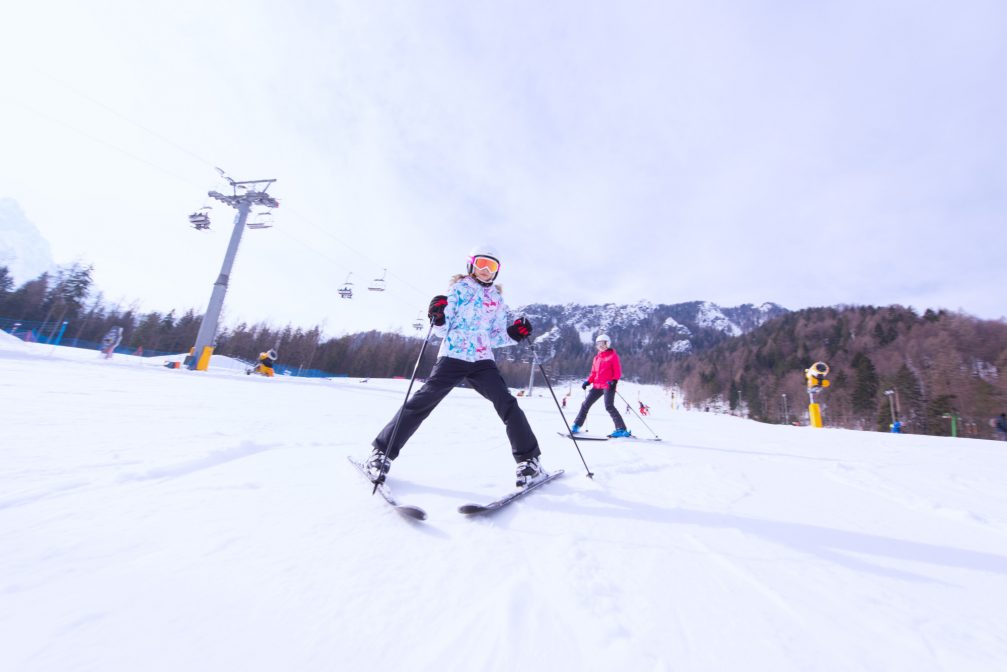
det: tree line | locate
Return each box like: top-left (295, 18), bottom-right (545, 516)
top-left (665, 305), bottom-right (1007, 437)
top-left (0, 263), bottom-right (652, 385)
top-left (1, 265), bottom-right (774, 385)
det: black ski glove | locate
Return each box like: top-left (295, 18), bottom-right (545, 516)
top-left (428, 295), bottom-right (448, 326)
top-left (607, 379), bottom-right (618, 390)
top-left (582, 380), bottom-right (591, 390)
top-left (507, 317), bottom-right (533, 342)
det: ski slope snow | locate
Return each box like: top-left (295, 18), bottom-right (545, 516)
top-left (2, 338), bottom-right (1006, 671)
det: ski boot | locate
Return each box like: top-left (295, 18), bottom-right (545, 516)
top-left (365, 447), bottom-right (391, 484)
top-left (515, 457), bottom-right (545, 488)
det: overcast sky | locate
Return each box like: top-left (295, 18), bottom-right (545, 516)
top-left (1, 1), bottom-right (1004, 336)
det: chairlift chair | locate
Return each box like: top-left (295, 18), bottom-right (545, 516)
top-left (368, 268), bottom-right (387, 292)
top-left (188, 207), bottom-right (211, 230)
top-left (247, 210), bottom-right (274, 230)
top-left (339, 273), bottom-right (354, 299)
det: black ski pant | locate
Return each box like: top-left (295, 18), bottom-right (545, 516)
top-left (372, 357), bottom-right (541, 463)
top-left (573, 386), bottom-right (626, 431)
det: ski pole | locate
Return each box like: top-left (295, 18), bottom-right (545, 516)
top-left (529, 343), bottom-right (594, 479)
top-left (375, 319), bottom-right (435, 493)
top-left (616, 389), bottom-right (660, 439)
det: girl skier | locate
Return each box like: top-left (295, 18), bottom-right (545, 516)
top-left (365, 246), bottom-right (546, 488)
top-left (571, 333), bottom-right (631, 438)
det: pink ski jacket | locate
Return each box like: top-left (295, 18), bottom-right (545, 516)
top-left (587, 348), bottom-right (622, 389)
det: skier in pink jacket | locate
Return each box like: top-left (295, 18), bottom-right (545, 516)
top-left (571, 333), bottom-right (631, 438)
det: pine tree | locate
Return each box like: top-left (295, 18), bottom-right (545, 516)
top-left (0, 266), bottom-right (12, 294)
top-left (0, 266), bottom-right (13, 315)
top-left (851, 352), bottom-right (879, 415)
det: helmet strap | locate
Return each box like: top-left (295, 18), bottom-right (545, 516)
top-left (471, 272), bottom-right (496, 287)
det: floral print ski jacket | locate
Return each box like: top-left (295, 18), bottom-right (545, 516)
top-left (433, 275), bottom-right (516, 362)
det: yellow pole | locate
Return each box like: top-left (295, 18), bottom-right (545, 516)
top-left (195, 345), bottom-right (214, 371)
top-left (809, 402), bottom-right (823, 428)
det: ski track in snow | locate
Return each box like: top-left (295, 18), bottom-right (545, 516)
top-left (3, 341), bottom-right (1007, 671)
top-left (826, 459), bottom-right (1007, 533)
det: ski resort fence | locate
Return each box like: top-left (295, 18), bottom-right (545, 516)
top-left (1, 316), bottom-right (341, 379)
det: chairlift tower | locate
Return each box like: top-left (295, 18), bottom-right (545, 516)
top-left (188, 176), bottom-right (279, 371)
top-left (527, 341), bottom-right (553, 396)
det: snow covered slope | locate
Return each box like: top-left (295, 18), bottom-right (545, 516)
top-left (2, 341), bottom-right (1006, 671)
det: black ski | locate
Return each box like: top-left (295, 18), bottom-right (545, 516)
top-left (347, 457), bottom-right (427, 521)
top-left (557, 431), bottom-right (607, 441)
top-left (459, 470), bottom-right (565, 516)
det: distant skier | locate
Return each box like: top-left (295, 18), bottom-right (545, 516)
top-left (639, 401), bottom-right (650, 416)
top-left (249, 349), bottom-right (277, 377)
top-left (364, 245), bottom-right (547, 488)
top-left (100, 326), bottom-right (123, 359)
top-left (571, 333), bottom-right (631, 438)
top-left (995, 413), bottom-right (1007, 441)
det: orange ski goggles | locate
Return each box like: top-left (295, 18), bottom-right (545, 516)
top-left (470, 256), bottom-right (499, 273)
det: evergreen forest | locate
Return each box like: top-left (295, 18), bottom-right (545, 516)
top-left (667, 305), bottom-right (1007, 437)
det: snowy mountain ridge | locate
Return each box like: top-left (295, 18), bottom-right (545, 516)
top-left (0, 198), bottom-right (55, 284)
top-left (516, 299), bottom-right (787, 356)
top-left (490, 299), bottom-right (787, 383)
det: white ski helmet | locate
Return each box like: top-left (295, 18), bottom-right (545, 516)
top-left (596, 333), bottom-right (612, 346)
top-left (467, 244), bottom-right (501, 282)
